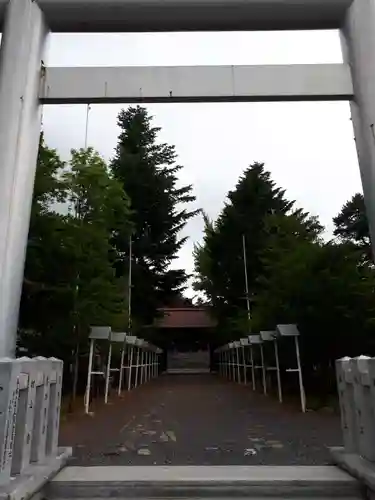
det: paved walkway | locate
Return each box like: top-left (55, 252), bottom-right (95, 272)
top-left (59, 374), bottom-right (342, 466)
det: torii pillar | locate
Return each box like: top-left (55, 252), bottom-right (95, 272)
top-left (0, 0), bottom-right (48, 357)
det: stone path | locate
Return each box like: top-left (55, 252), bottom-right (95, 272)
top-left (59, 374), bottom-right (342, 466)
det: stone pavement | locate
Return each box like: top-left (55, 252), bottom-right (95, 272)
top-left (59, 374), bottom-right (342, 466)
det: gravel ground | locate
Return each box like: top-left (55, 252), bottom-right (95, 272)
top-left (59, 373), bottom-right (342, 466)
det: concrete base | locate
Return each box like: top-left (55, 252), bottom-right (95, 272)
top-left (44, 465), bottom-right (361, 499)
top-left (331, 447), bottom-right (375, 498)
top-left (0, 447), bottom-right (72, 500)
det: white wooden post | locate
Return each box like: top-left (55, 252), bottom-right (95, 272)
top-left (235, 342), bottom-right (241, 383)
top-left (276, 324), bottom-right (306, 412)
top-left (274, 339), bottom-right (282, 403)
top-left (139, 348), bottom-right (144, 386)
top-left (240, 339), bottom-right (248, 385)
top-left (127, 344), bottom-right (134, 391)
top-left (260, 343), bottom-right (267, 395)
top-left (85, 326), bottom-right (111, 414)
top-left (250, 344), bottom-right (256, 390)
top-left (118, 337), bottom-right (127, 395)
top-left (294, 336), bottom-right (306, 413)
top-left (134, 346), bottom-right (140, 389)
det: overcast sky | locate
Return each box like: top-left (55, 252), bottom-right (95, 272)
top-left (42, 30), bottom-right (362, 297)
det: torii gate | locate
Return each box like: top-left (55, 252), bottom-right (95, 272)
top-left (0, 0), bottom-right (371, 357)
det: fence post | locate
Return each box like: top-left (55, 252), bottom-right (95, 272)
top-left (0, 358), bottom-right (22, 485)
top-left (11, 357), bottom-right (37, 475)
top-left (30, 357), bottom-right (51, 464)
top-left (336, 357), bottom-right (358, 454)
top-left (350, 356), bottom-right (375, 461)
top-left (45, 358), bottom-right (63, 458)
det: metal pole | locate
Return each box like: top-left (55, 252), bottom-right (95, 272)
top-left (274, 339), bottom-right (283, 403)
top-left (104, 341), bottom-right (112, 404)
top-left (260, 344), bottom-right (267, 395)
top-left (84, 339), bottom-right (94, 414)
top-left (128, 236), bottom-right (132, 333)
top-left (294, 336), bottom-right (306, 412)
top-left (127, 345), bottom-right (134, 391)
top-left (0, 0), bottom-right (48, 357)
top-left (242, 234), bottom-right (252, 330)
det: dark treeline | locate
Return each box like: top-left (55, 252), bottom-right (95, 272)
top-left (18, 106), bottom-right (198, 398)
top-left (194, 163), bottom-right (375, 407)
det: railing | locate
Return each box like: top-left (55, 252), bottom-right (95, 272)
top-left (336, 356), bottom-right (375, 461)
top-left (330, 356), bottom-right (375, 495)
top-left (0, 357), bottom-right (70, 495)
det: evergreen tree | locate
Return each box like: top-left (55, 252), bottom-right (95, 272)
top-left (333, 193), bottom-right (372, 260)
top-left (111, 106), bottom-right (199, 327)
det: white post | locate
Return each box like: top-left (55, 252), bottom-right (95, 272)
top-left (139, 349), bottom-right (144, 385)
top-left (127, 345), bottom-right (134, 391)
top-left (84, 339), bottom-right (94, 414)
top-left (294, 336), bottom-right (306, 413)
top-left (274, 339), bottom-right (283, 403)
top-left (118, 343), bottom-right (126, 395)
top-left (340, 0), bottom-right (375, 258)
top-left (250, 346), bottom-right (256, 390)
top-left (260, 344), bottom-right (267, 395)
top-left (236, 345), bottom-right (241, 383)
top-left (0, 0), bottom-right (49, 357)
top-left (242, 346), bottom-right (247, 385)
top-left (134, 347), bottom-right (140, 388)
top-left (104, 342), bottom-right (112, 404)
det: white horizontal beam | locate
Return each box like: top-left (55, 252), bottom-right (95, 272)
top-left (40, 64), bottom-right (353, 104)
top-left (0, 0), bottom-right (354, 32)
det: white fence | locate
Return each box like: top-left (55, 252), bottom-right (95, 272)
top-left (214, 324), bottom-right (306, 412)
top-left (0, 357), bottom-right (70, 496)
top-left (85, 328), bottom-right (163, 414)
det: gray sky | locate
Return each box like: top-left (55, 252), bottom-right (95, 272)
top-left (43, 30), bottom-right (362, 296)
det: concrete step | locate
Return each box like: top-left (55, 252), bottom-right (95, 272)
top-left (43, 466), bottom-right (363, 499)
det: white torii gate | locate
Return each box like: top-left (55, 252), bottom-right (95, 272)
top-left (0, 0), bottom-right (372, 357)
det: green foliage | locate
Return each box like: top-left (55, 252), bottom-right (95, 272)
top-left (333, 192), bottom-right (372, 261)
top-left (194, 164), bottom-right (375, 398)
top-left (19, 142), bottom-right (133, 391)
top-left (111, 106), bottom-right (199, 328)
